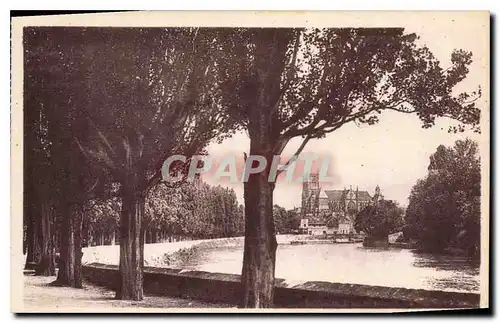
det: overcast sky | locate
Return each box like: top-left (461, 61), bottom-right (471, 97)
top-left (202, 13), bottom-right (488, 209)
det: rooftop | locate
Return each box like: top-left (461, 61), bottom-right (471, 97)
top-left (323, 189), bottom-right (372, 202)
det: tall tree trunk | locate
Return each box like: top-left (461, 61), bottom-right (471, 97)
top-left (55, 204), bottom-right (83, 287)
top-left (241, 152), bottom-right (277, 308)
top-left (82, 214), bottom-right (89, 248)
top-left (111, 229), bottom-right (116, 246)
top-left (74, 208), bottom-right (83, 288)
top-left (116, 188), bottom-right (145, 301)
top-left (37, 199), bottom-right (56, 276)
top-left (56, 203), bottom-right (75, 285)
top-left (24, 216), bottom-right (34, 268)
top-left (239, 34), bottom-right (286, 305)
top-left (152, 229), bottom-right (158, 243)
top-left (24, 204), bottom-right (41, 269)
top-left (24, 158), bottom-right (42, 270)
top-left (240, 40), bottom-right (283, 305)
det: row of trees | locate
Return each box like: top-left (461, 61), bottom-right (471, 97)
top-left (145, 181), bottom-right (244, 241)
top-left (23, 26), bottom-right (480, 307)
top-left (81, 189), bottom-right (300, 246)
top-left (404, 139), bottom-right (481, 259)
top-left (45, 181), bottom-right (245, 248)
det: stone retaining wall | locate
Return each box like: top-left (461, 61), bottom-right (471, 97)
top-left (82, 263), bottom-right (479, 309)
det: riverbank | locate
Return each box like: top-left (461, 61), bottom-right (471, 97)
top-left (18, 273), bottom-right (233, 312)
top-left (81, 234), bottom-right (309, 268)
top-left (290, 239), bottom-right (362, 245)
top-left (79, 236), bottom-right (479, 294)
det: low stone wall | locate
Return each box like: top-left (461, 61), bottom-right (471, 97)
top-left (82, 263), bottom-right (479, 309)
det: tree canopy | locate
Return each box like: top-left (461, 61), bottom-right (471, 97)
top-left (71, 28), bottom-right (235, 190)
top-left (273, 205), bottom-right (300, 234)
top-left (145, 181), bottom-right (244, 240)
top-left (405, 139), bottom-right (480, 258)
top-left (354, 199), bottom-right (405, 238)
top-left (218, 28), bottom-right (481, 160)
top-left (212, 27), bottom-right (482, 307)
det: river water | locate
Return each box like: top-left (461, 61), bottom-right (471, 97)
top-left (173, 243), bottom-right (479, 293)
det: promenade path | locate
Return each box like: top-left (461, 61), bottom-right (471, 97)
top-left (17, 236), bottom-right (306, 312)
top-left (21, 274), bottom-right (233, 312)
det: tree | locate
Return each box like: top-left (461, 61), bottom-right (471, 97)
top-left (273, 205), bottom-right (299, 234)
top-left (24, 27), bottom-right (77, 277)
top-left (145, 183), bottom-right (180, 243)
top-left (273, 205), bottom-right (288, 234)
top-left (354, 200), bottom-right (404, 239)
top-left (405, 139), bottom-right (480, 258)
top-left (23, 27), bottom-right (234, 299)
top-left (209, 186), bottom-right (243, 237)
top-left (24, 27), bottom-right (113, 286)
top-left (69, 28), bottom-right (236, 300)
top-left (85, 194), bottom-right (121, 246)
top-left (217, 28), bottom-right (481, 307)
top-left (145, 181), bottom-right (244, 241)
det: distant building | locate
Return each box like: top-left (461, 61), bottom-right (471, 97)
top-left (300, 173), bottom-right (384, 235)
top-left (301, 173), bottom-right (321, 218)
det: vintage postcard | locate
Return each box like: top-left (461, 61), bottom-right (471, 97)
top-left (10, 11), bottom-right (490, 313)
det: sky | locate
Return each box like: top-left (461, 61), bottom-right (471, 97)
top-left (202, 13), bottom-right (489, 210)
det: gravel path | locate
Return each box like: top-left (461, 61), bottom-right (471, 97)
top-left (21, 273), bottom-right (234, 312)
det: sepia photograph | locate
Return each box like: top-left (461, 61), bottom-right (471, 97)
top-left (10, 11), bottom-right (490, 313)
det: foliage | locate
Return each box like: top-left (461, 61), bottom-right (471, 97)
top-left (71, 28), bottom-right (236, 190)
top-left (145, 181), bottom-right (245, 240)
top-left (405, 139), bottom-right (480, 258)
top-left (24, 27), bottom-right (109, 203)
top-left (218, 28), bottom-right (481, 160)
top-left (84, 196), bottom-right (121, 244)
top-left (213, 28), bottom-right (482, 307)
top-left (354, 200), bottom-right (405, 238)
top-left (273, 205), bottom-right (300, 234)
top-left (24, 27), bottom-right (241, 298)
top-left (82, 180), bottom-right (245, 243)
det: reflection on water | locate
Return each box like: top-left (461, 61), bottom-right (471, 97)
top-left (170, 243), bottom-right (479, 293)
top-left (411, 252), bottom-right (480, 292)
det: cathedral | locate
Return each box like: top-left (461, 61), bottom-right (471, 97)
top-left (299, 173), bottom-right (383, 235)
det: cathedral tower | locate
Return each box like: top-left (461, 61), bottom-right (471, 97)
top-left (373, 184), bottom-right (383, 202)
top-left (301, 173), bottom-right (320, 218)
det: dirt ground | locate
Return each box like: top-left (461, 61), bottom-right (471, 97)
top-left (20, 273), bottom-right (234, 312)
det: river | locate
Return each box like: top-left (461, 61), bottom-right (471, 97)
top-left (172, 243), bottom-right (479, 293)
